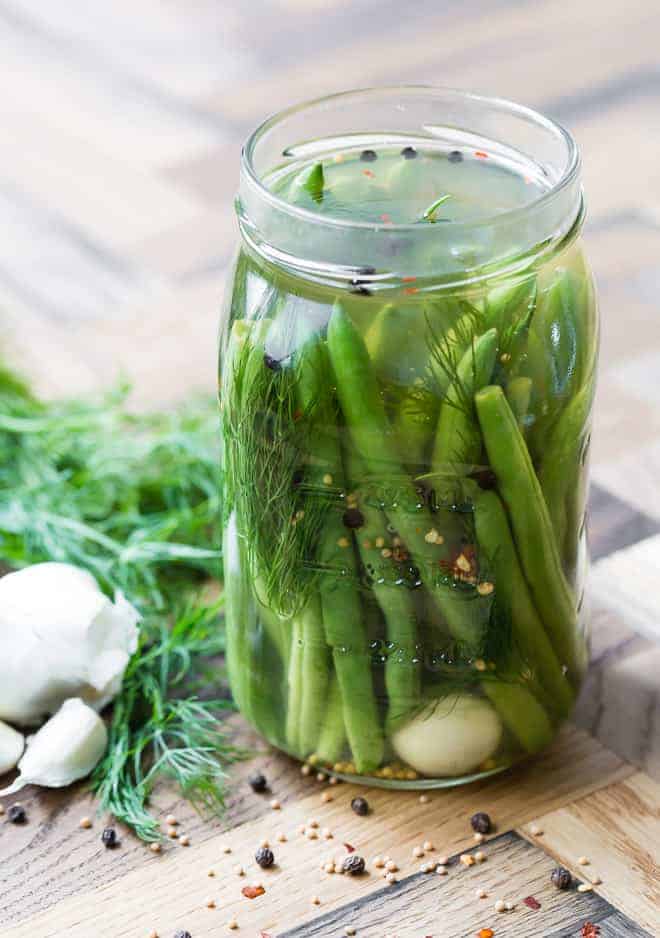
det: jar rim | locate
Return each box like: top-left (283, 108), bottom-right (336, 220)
top-left (241, 84), bottom-right (581, 234)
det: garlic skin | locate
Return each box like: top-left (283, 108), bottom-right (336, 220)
top-left (392, 694), bottom-right (502, 777)
top-left (0, 720), bottom-right (25, 774)
top-left (0, 698), bottom-right (108, 795)
top-left (0, 562), bottom-right (139, 725)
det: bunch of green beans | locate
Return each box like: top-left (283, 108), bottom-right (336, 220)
top-left (221, 255), bottom-right (595, 779)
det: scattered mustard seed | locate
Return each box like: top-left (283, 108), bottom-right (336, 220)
top-left (345, 927), bottom-right (356, 936)
top-left (476, 888), bottom-right (488, 899)
top-left (495, 899), bottom-right (506, 913)
top-left (423, 841), bottom-right (434, 851)
top-left (578, 856), bottom-right (590, 866)
top-left (208, 869), bottom-right (216, 877)
top-left (460, 854), bottom-right (476, 867)
top-left (308, 818), bottom-right (319, 829)
top-left (222, 845), bottom-right (232, 854)
top-left (475, 851), bottom-right (486, 863)
top-left (277, 832), bottom-right (287, 843)
top-left (419, 794), bottom-right (429, 805)
top-left (329, 776), bottom-right (339, 786)
top-left (167, 826), bottom-right (178, 839)
top-left (373, 856), bottom-right (384, 868)
top-left (385, 872), bottom-right (397, 885)
top-left (578, 883), bottom-right (593, 893)
top-left (79, 816), bottom-right (92, 829)
top-left (474, 832), bottom-right (485, 844)
top-left (321, 792), bottom-right (333, 804)
top-left (301, 764), bottom-right (311, 777)
top-left (322, 828), bottom-right (333, 839)
top-left (228, 919), bottom-right (239, 930)
top-left (385, 860), bottom-right (398, 872)
top-left (312, 896), bottom-right (321, 906)
top-left (206, 899), bottom-right (216, 909)
top-left (590, 875), bottom-right (602, 886)
top-left (270, 799), bottom-right (281, 810)
top-left (412, 846), bottom-right (425, 858)
top-left (179, 835), bottom-right (190, 847)
top-left (437, 855), bottom-right (449, 866)
top-left (166, 814), bottom-right (178, 826)
top-left (236, 866), bottom-right (245, 877)
top-left (149, 842), bottom-right (162, 854)
top-left (529, 823), bottom-right (543, 836)
top-left (437, 865), bottom-right (448, 876)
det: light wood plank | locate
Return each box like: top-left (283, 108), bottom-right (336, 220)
top-left (520, 773), bottom-right (660, 935)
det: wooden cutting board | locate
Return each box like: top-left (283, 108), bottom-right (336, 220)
top-left (1, 485), bottom-right (659, 938)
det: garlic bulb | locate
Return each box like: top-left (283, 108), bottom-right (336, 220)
top-left (0, 720), bottom-right (25, 774)
top-left (392, 694), bottom-right (502, 777)
top-left (0, 562), bottom-right (140, 725)
top-left (0, 698), bottom-right (108, 795)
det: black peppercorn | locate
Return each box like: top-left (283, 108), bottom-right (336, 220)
top-left (343, 508), bottom-right (365, 530)
top-left (7, 804), bottom-right (26, 824)
top-left (174, 932), bottom-right (192, 938)
top-left (551, 867), bottom-right (573, 890)
top-left (400, 146), bottom-right (417, 160)
top-left (360, 149), bottom-right (377, 162)
top-left (342, 854), bottom-right (366, 875)
top-left (248, 770), bottom-right (268, 793)
top-left (101, 827), bottom-right (119, 848)
top-left (263, 354), bottom-right (281, 371)
top-left (349, 284), bottom-right (372, 297)
top-left (448, 150), bottom-right (464, 163)
top-left (470, 811), bottom-right (492, 834)
top-left (351, 796), bottom-right (369, 816)
top-left (255, 846), bottom-right (275, 869)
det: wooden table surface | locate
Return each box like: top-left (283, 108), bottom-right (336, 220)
top-left (1, 1), bottom-right (660, 936)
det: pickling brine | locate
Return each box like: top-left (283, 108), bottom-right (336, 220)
top-left (219, 88), bottom-right (598, 786)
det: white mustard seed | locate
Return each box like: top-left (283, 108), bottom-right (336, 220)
top-left (529, 823), bottom-right (543, 836)
top-left (329, 776), bottom-right (339, 786)
top-left (322, 827), bottom-right (333, 839)
top-left (223, 845), bottom-right (232, 854)
top-left (505, 901), bottom-right (514, 911)
top-left (270, 799), bottom-right (281, 810)
top-left (308, 818), bottom-right (319, 829)
top-left (316, 772), bottom-right (327, 782)
top-left (423, 840), bottom-right (434, 852)
top-left (206, 899), bottom-right (216, 909)
top-left (473, 832), bottom-right (485, 844)
top-left (312, 896), bottom-right (321, 906)
top-left (385, 860), bottom-right (398, 872)
top-left (578, 883), bottom-right (593, 893)
top-left (412, 846), bottom-right (424, 858)
top-left (149, 842), bottom-right (162, 854)
top-left (373, 856), bottom-right (384, 868)
top-left (236, 866), bottom-right (245, 877)
top-left (301, 764), bottom-right (311, 777)
top-left (437, 865), bottom-right (448, 876)
top-left (476, 888), bottom-right (488, 899)
top-left (419, 794), bottom-right (430, 804)
top-left (475, 851), bottom-right (486, 863)
top-left (437, 855), bottom-right (449, 866)
top-left (578, 856), bottom-right (590, 866)
top-left (228, 919), bottom-right (239, 930)
top-left (307, 829), bottom-right (319, 840)
top-left (591, 875), bottom-right (602, 885)
top-left (277, 832), bottom-right (287, 843)
top-left (165, 814), bottom-right (178, 826)
top-left (79, 816), bottom-right (92, 829)
top-left (260, 838), bottom-right (270, 848)
top-left (345, 927), bottom-right (356, 936)
top-left (208, 869), bottom-right (216, 877)
top-left (179, 835), bottom-right (190, 846)
top-left (324, 862), bottom-right (335, 874)
top-left (167, 826), bottom-right (178, 839)
top-left (385, 872), bottom-right (397, 885)
top-left (495, 899), bottom-right (506, 913)
top-left (321, 791), bottom-right (333, 804)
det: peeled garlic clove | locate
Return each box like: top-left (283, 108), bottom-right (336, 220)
top-left (0, 698), bottom-right (108, 795)
top-left (392, 694), bottom-right (502, 777)
top-left (0, 720), bottom-right (25, 774)
top-left (0, 562), bottom-right (139, 725)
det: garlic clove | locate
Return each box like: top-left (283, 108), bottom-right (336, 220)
top-left (392, 694), bottom-right (502, 777)
top-left (0, 562), bottom-right (139, 725)
top-left (0, 698), bottom-right (108, 795)
top-left (0, 720), bottom-right (25, 774)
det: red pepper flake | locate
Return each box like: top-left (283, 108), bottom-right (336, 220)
top-left (380, 213), bottom-right (392, 223)
top-left (478, 930), bottom-right (494, 938)
top-left (581, 925), bottom-right (601, 938)
top-left (475, 151), bottom-right (489, 159)
top-left (362, 169), bottom-right (375, 178)
top-left (401, 276), bottom-right (417, 283)
top-left (343, 842), bottom-right (356, 853)
top-left (523, 896), bottom-right (541, 910)
top-left (242, 885), bottom-right (266, 899)
top-left (404, 287), bottom-right (419, 295)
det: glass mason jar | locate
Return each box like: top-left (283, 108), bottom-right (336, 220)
top-left (219, 87), bottom-right (598, 788)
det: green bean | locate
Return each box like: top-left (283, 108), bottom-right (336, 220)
top-left (482, 677), bottom-right (554, 754)
top-left (316, 673), bottom-right (346, 764)
top-left (299, 596), bottom-right (330, 756)
top-left (298, 330), bottom-right (385, 771)
top-left (538, 380), bottom-right (595, 575)
top-left (327, 303), bottom-right (491, 652)
top-left (473, 489), bottom-right (575, 719)
top-left (319, 509), bottom-right (385, 772)
top-left (505, 376), bottom-right (533, 434)
top-left (429, 329), bottom-right (498, 502)
top-left (474, 385), bottom-right (580, 680)
top-left (345, 449), bottom-right (421, 731)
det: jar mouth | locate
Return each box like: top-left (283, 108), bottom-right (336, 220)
top-left (241, 85), bottom-right (580, 234)
top-left (238, 86), bottom-right (583, 287)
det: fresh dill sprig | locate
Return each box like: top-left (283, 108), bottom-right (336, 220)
top-left (0, 371), bottom-right (222, 610)
top-left (91, 601), bottom-right (243, 840)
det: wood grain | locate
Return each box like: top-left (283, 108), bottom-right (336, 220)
top-left (519, 772), bottom-right (660, 935)
top-left (2, 728), bottom-right (632, 937)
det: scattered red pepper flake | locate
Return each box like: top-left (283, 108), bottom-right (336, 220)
top-left (404, 287), bottom-right (419, 295)
top-left (523, 896), bottom-right (541, 910)
top-left (581, 924), bottom-right (600, 938)
top-left (380, 213), bottom-right (392, 223)
top-left (362, 169), bottom-right (375, 178)
top-left (475, 151), bottom-right (489, 159)
top-left (242, 885), bottom-right (266, 899)
top-left (478, 929), bottom-right (494, 938)
top-left (401, 275), bottom-right (417, 282)
top-left (343, 842), bottom-right (356, 853)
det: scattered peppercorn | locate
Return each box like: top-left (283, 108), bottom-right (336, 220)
top-left (342, 854), bottom-right (366, 875)
top-left (351, 796), bottom-right (369, 816)
top-left (551, 867), bottom-right (573, 890)
top-left (255, 846), bottom-right (275, 869)
top-left (343, 508), bottom-right (365, 530)
top-left (448, 150), bottom-right (464, 163)
top-left (7, 804), bottom-right (27, 824)
top-left (248, 770), bottom-right (268, 793)
top-left (360, 149), bottom-right (377, 162)
top-left (101, 827), bottom-right (119, 848)
top-left (470, 812), bottom-right (492, 834)
top-left (173, 931), bottom-right (192, 938)
top-left (400, 146), bottom-right (417, 160)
